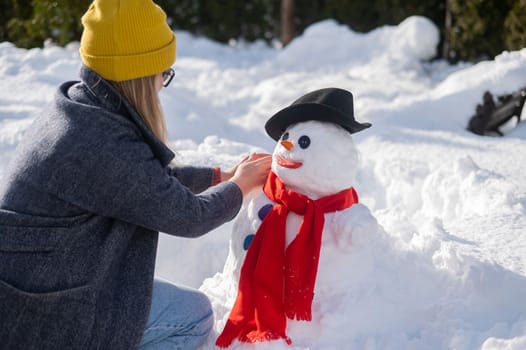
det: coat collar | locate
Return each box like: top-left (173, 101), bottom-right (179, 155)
top-left (79, 65), bottom-right (175, 167)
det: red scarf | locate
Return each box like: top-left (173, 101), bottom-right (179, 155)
top-left (216, 172), bottom-right (358, 347)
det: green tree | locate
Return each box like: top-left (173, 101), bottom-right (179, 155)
top-left (2, 0), bottom-right (32, 47)
top-left (3, 0), bottom-right (90, 48)
top-left (29, 0), bottom-right (91, 46)
top-left (158, 0), bottom-right (278, 43)
top-left (447, 0), bottom-right (511, 61)
top-left (504, 0), bottom-right (526, 51)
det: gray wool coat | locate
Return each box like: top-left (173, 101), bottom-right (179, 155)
top-left (0, 66), bottom-right (243, 349)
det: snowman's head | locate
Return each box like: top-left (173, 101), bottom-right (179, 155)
top-left (271, 120), bottom-right (359, 199)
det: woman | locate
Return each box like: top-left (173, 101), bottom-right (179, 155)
top-left (0, 0), bottom-right (271, 349)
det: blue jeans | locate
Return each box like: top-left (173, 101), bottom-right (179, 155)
top-left (139, 279), bottom-right (214, 349)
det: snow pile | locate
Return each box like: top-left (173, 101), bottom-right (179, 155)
top-left (1, 15), bottom-right (526, 350)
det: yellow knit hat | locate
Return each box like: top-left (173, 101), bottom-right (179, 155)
top-left (79, 0), bottom-right (176, 81)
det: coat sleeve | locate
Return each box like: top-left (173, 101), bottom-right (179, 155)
top-left (168, 165), bottom-right (214, 194)
top-left (48, 129), bottom-right (243, 238)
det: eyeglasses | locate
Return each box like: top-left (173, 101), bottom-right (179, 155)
top-left (162, 68), bottom-right (175, 87)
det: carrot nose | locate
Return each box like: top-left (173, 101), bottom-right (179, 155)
top-left (280, 140), bottom-right (293, 151)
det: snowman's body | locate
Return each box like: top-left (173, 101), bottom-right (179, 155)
top-left (206, 120), bottom-right (378, 347)
top-left (228, 189), bottom-right (360, 286)
top-left (227, 120), bottom-right (361, 276)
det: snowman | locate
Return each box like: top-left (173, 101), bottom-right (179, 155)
top-left (209, 88), bottom-right (376, 348)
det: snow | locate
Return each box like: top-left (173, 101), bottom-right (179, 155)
top-left (1, 15), bottom-right (526, 350)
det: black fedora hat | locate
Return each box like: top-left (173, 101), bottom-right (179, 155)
top-left (265, 88), bottom-right (372, 141)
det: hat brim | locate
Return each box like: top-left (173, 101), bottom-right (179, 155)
top-left (80, 34), bottom-right (176, 82)
top-left (265, 103), bottom-right (372, 141)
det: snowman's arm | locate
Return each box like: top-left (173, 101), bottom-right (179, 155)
top-left (331, 203), bottom-right (378, 248)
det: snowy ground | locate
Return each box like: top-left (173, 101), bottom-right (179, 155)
top-left (1, 16), bottom-right (526, 350)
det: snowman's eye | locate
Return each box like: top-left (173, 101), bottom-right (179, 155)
top-left (281, 132), bottom-right (289, 141)
top-left (298, 135), bottom-right (311, 149)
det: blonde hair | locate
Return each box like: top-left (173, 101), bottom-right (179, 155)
top-left (111, 75), bottom-right (168, 143)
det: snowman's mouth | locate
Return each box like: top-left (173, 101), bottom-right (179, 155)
top-left (276, 156), bottom-right (303, 169)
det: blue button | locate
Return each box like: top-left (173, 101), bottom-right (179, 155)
top-left (243, 234), bottom-right (255, 250)
top-left (258, 204), bottom-right (274, 220)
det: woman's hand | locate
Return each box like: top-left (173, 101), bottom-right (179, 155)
top-left (221, 153), bottom-right (270, 182)
top-left (229, 153), bottom-right (272, 195)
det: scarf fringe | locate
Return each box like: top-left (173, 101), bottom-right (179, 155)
top-left (215, 321), bottom-right (239, 348)
top-left (285, 290), bottom-right (314, 321)
top-left (243, 330), bottom-right (292, 345)
top-left (216, 333), bottom-right (235, 348)
top-left (286, 308), bottom-right (312, 321)
top-left (216, 337), bottom-right (234, 349)
top-left (216, 329), bottom-right (292, 348)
